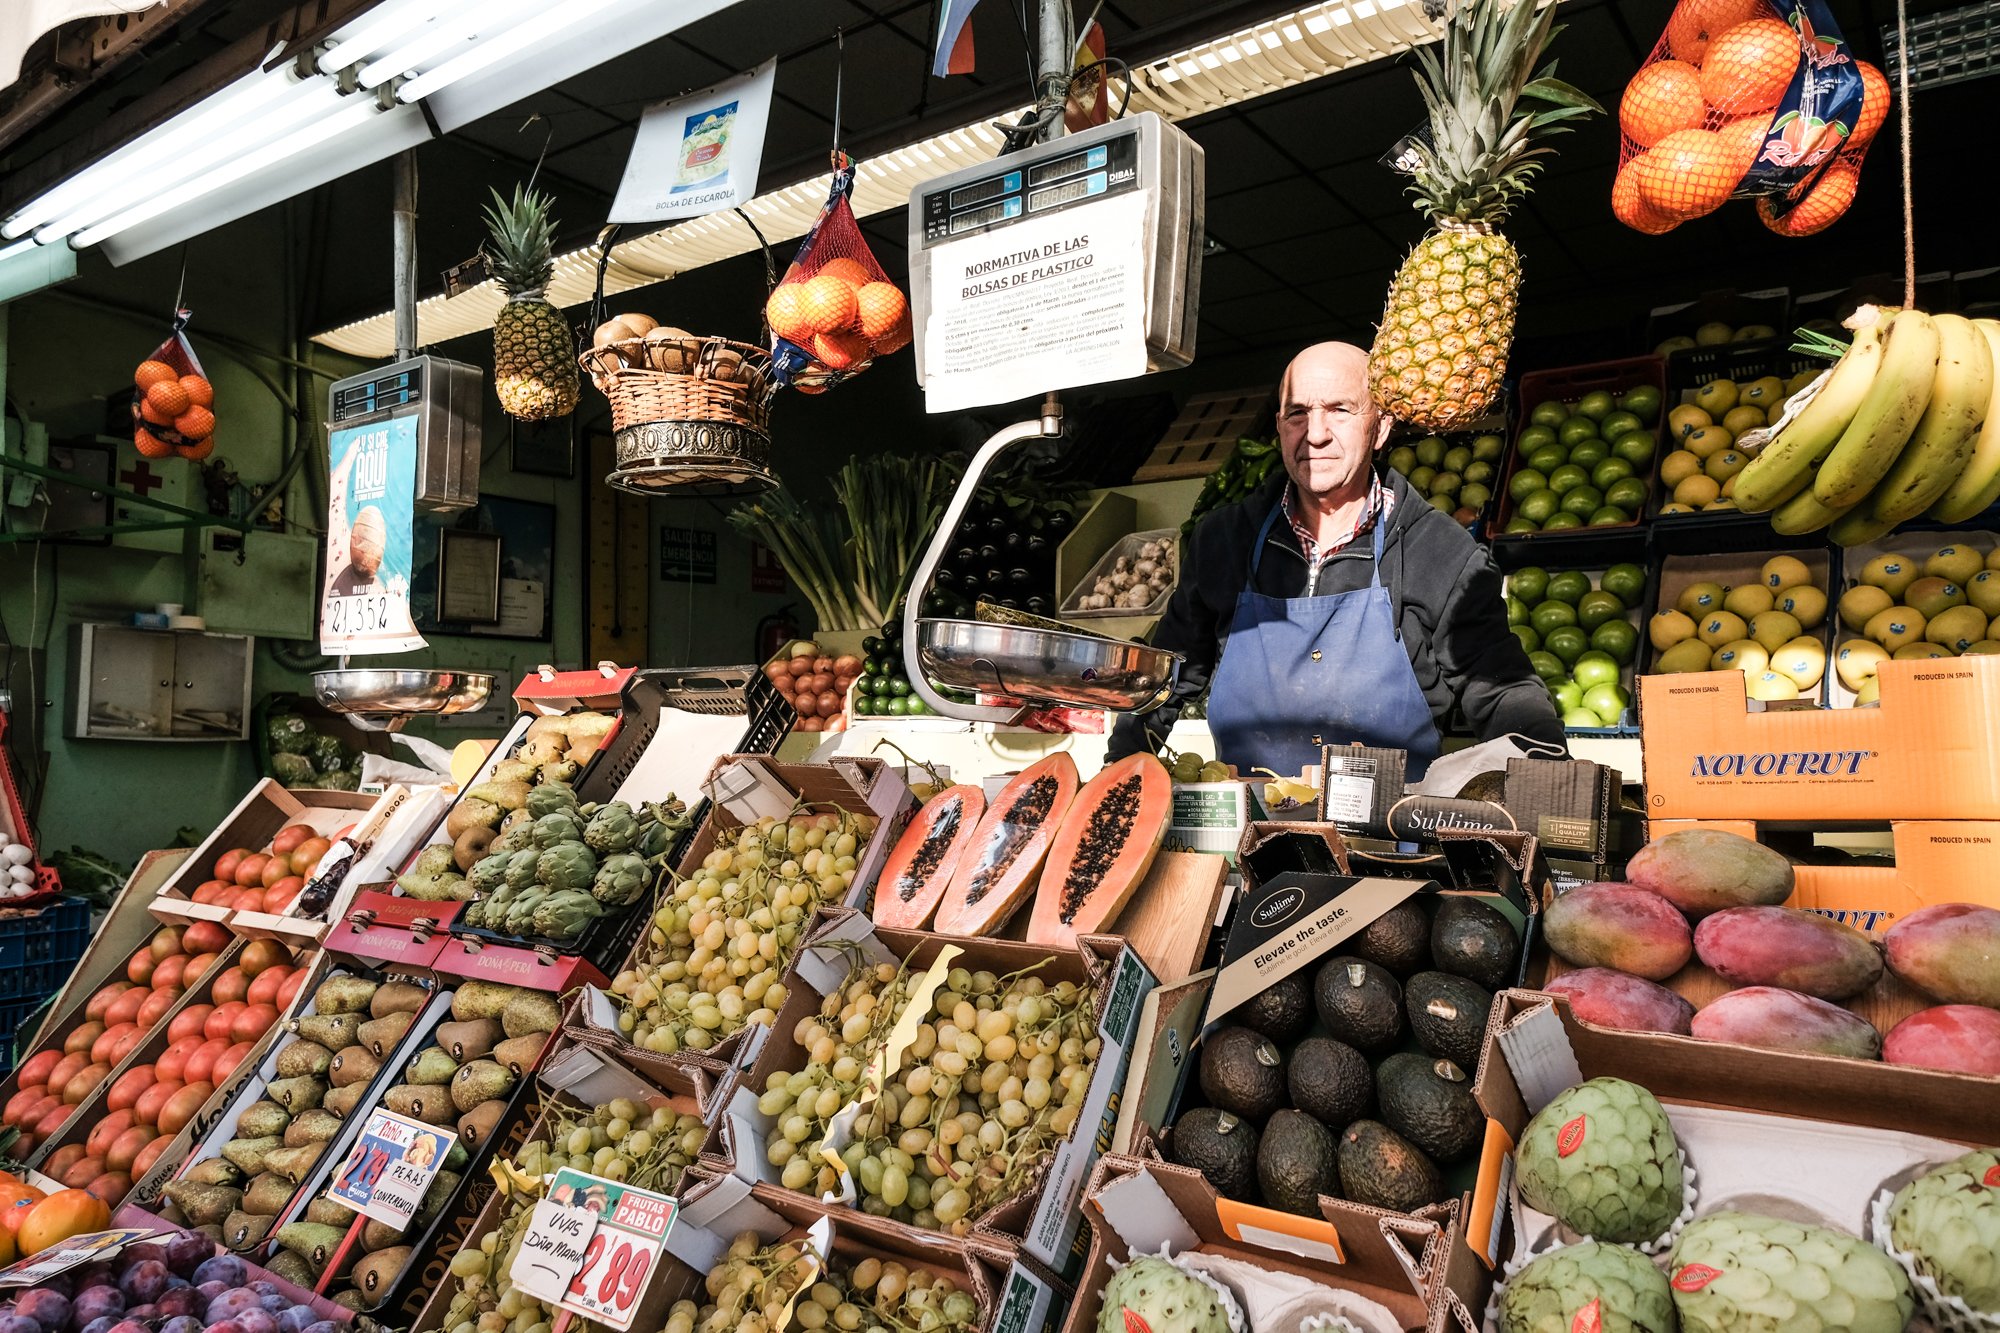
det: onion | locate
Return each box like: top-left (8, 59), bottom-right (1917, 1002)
top-left (763, 662), bottom-right (789, 683)
top-left (817, 690), bottom-right (840, 714)
top-left (832, 655), bottom-right (863, 676)
top-left (799, 716), bottom-right (825, 732)
top-left (813, 656), bottom-right (834, 673)
top-left (809, 672), bottom-right (834, 693)
top-left (789, 656), bottom-right (816, 676)
top-left (834, 673), bottom-right (858, 691)
top-left (792, 693), bottom-right (818, 718)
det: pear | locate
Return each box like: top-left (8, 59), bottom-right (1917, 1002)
top-left (384, 1084), bottom-right (457, 1126)
top-left (276, 1220), bottom-right (349, 1270)
top-left (352, 1245), bottom-right (413, 1297)
top-left (185, 1157), bottom-right (244, 1187)
top-left (312, 975), bottom-right (380, 1016)
top-left (267, 1076), bottom-right (326, 1112)
top-left (223, 1209), bottom-right (274, 1251)
top-left (492, 1034), bottom-right (547, 1074)
top-left (275, 1039), bottom-right (334, 1079)
top-left (295, 1012), bottom-right (365, 1049)
top-left (451, 981), bottom-right (519, 1022)
top-left (331, 1292), bottom-right (367, 1312)
top-left (457, 1099), bottom-right (508, 1149)
top-left (417, 1169), bottom-right (462, 1227)
top-left (162, 1181), bottom-right (242, 1226)
top-left (264, 1249), bottom-right (315, 1287)
top-left (404, 1046), bottom-right (459, 1086)
top-left (328, 1045), bottom-right (381, 1088)
top-left (235, 1100), bottom-right (293, 1139)
top-left (434, 1018), bottom-right (504, 1062)
top-left (371, 979), bottom-right (430, 1019)
top-left (285, 1109), bottom-right (344, 1147)
top-left (501, 992), bottom-right (562, 1039)
top-left (267, 1142), bottom-right (327, 1183)
top-left (307, 1195), bottom-right (357, 1227)
top-left (361, 1218), bottom-right (406, 1252)
top-left (324, 1082), bottom-right (369, 1119)
top-left (194, 1223), bottom-right (224, 1245)
top-left (243, 1171), bottom-right (296, 1215)
top-left (450, 1060), bottom-right (516, 1114)
top-left (221, 1135), bottom-right (284, 1176)
top-left (358, 1012), bottom-right (416, 1057)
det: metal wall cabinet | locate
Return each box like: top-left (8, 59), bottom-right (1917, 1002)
top-left (68, 623), bottom-right (253, 741)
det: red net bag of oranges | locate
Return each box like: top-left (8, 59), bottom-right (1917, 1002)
top-left (1614, 0), bottom-right (1887, 237)
top-left (764, 154), bottom-right (911, 392)
top-left (132, 308), bottom-right (219, 460)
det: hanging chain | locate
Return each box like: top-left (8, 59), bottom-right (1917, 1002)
top-left (1895, 0), bottom-right (1915, 307)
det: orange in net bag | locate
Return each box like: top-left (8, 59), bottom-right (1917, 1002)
top-left (765, 154), bottom-right (912, 393)
top-left (1613, 0), bottom-right (1876, 235)
top-left (131, 307), bottom-right (219, 461)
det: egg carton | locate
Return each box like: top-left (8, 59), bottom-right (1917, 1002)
top-left (1062, 528), bottom-right (1180, 618)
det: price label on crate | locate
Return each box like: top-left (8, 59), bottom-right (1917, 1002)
top-left (509, 1167), bottom-right (676, 1330)
top-left (325, 1107), bottom-right (458, 1228)
top-left (0, 1229), bottom-right (164, 1287)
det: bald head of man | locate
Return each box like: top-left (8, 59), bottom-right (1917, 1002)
top-left (1277, 342), bottom-right (1396, 504)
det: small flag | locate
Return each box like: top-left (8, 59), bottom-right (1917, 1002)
top-left (1065, 21), bottom-right (1108, 131)
top-left (933, 0), bottom-right (983, 77)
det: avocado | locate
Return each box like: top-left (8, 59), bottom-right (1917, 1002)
top-left (1431, 896), bottom-right (1521, 990)
top-left (1313, 956), bottom-right (1406, 1056)
top-left (1198, 1026), bottom-right (1288, 1122)
top-left (1375, 1052), bottom-right (1483, 1163)
top-left (1405, 971), bottom-right (1495, 1072)
top-left (1166, 1106), bottom-right (1260, 1201)
top-left (1350, 898), bottom-right (1431, 977)
top-left (1256, 1109), bottom-right (1342, 1216)
top-left (1236, 973), bottom-right (1314, 1044)
top-left (1338, 1120), bottom-right (1444, 1213)
top-left (1286, 1037), bottom-right (1373, 1130)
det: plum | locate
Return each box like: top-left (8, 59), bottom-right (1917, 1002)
top-left (103, 1320), bottom-right (152, 1333)
top-left (191, 1256), bottom-right (246, 1290)
top-left (72, 1287), bottom-right (127, 1328)
top-left (79, 1319), bottom-right (118, 1333)
top-left (206, 1321), bottom-right (247, 1333)
top-left (164, 1234), bottom-right (214, 1279)
top-left (125, 1309), bottom-right (161, 1324)
top-left (121, 1260), bottom-right (172, 1307)
top-left (234, 1311), bottom-right (278, 1333)
top-left (195, 1284), bottom-right (227, 1304)
top-left (274, 1310), bottom-right (317, 1333)
top-left (300, 1324), bottom-right (343, 1333)
top-left (0, 1314), bottom-right (43, 1333)
top-left (163, 1320), bottom-right (205, 1333)
top-left (12, 1292), bottom-right (71, 1332)
top-left (73, 1267), bottom-right (116, 1292)
top-left (256, 1295), bottom-right (289, 1316)
top-left (157, 1289), bottom-right (202, 1321)
top-left (202, 1290), bottom-right (262, 1327)
top-left (121, 1243), bottom-right (172, 1271)
top-left (246, 1286), bottom-right (278, 1300)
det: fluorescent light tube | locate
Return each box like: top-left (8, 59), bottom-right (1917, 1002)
top-left (357, 0), bottom-right (538, 89)
top-left (396, 0), bottom-right (623, 102)
top-left (318, 0), bottom-right (456, 73)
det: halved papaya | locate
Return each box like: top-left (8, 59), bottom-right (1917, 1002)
top-left (1026, 754), bottom-right (1173, 949)
top-left (933, 754), bottom-right (1078, 938)
top-left (872, 785), bottom-right (986, 930)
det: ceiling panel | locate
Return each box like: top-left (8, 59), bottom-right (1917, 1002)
top-left (1185, 113), bottom-right (1298, 198)
top-left (1205, 172), bottom-right (1355, 249)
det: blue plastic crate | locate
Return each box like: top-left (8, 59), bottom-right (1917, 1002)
top-left (0, 897), bottom-right (88, 972)
top-left (0, 993), bottom-right (49, 1074)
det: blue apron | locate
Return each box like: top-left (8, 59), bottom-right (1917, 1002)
top-left (1206, 501), bottom-right (1442, 780)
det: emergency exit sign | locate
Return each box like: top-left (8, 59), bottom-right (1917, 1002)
top-left (660, 525), bottom-right (717, 584)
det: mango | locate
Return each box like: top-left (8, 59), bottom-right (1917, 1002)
top-left (1543, 884), bottom-right (1693, 981)
top-left (1689, 986), bottom-right (1881, 1059)
top-left (1884, 904), bottom-right (2000, 1007)
top-left (1626, 828), bottom-right (1793, 918)
top-left (1544, 968), bottom-right (1695, 1034)
top-left (1693, 906), bottom-right (1884, 1000)
top-left (1882, 1005), bottom-right (2000, 1075)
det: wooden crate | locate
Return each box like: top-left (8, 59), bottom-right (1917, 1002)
top-left (1132, 386), bottom-right (1275, 481)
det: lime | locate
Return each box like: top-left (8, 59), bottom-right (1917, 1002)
top-left (1503, 595), bottom-right (1528, 629)
top-left (1552, 678), bottom-right (1585, 712)
top-left (1510, 567), bottom-right (1551, 604)
top-left (1519, 489), bottom-right (1561, 525)
top-left (1385, 445), bottom-right (1417, 475)
top-left (1560, 486), bottom-right (1605, 519)
top-left (1531, 601), bottom-right (1579, 636)
top-left (1443, 445), bottom-right (1473, 474)
top-left (1583, 681), bottom-right (1632, 724)
top-left (1602, 563), bottom-right (1646, 604)
top-left (1572, 651), bottom-right (1620, 689)
top-left (1545, 626), bottom-right (1590, 665)
top-left (1548, 464), bottom-right (1589, 495)
top-left (1577, 390), bottom-right (1615, 420)
top-left (1592, 619), bottom-right (1639, 664)
top-left (1519, 424), bottom-right (1559, 455)
top-left (1599, 410), bottom-right (1643, 441)
top-left (1415, 436), bottom-right (1447, 468)
top-left (1569, 445), bottom-right (1611, 477)
top-left (1531, 401), bottom-right (1569, 429)
top-left (1528, 651), bottom-right (1567, 683)
top-left (1544, 512), bottom-right (1585, 530)
top-left (1505, 516), bottom-right (1540, 534)
top-left (1559, 417), bottom-right (1600, 449)
top-left (884, 695), bottom-right (909, 716)
top-left (1563, 706), bottom-right (1605, 729)
top-left (1473, 434), bottom-right (1505, 462)
top-left (1592, 457), bottom-right (1635, 489)
top-left (1529, 445), bottom-right (1570, 475)
top-left (1465, 461), bottom-right (1495, 485)
top-left (853, 694), bottom-right (876, 716)
top-left (1511, 624), bottom-right (1541, 654)
top-left (1606, 477), bottom-right (1650, 511)
top-left (1546, 571), bottom-right (1592, 605)
top-left (1409, 465), bottom-right (1437, 493)
top-left (1509, 468), bottom-right (1549, 501)
top-left (1590, 507), bottom-right (1631, 526)
top-left (904, 695), bottom-right (929, 715)
top-left (1619, 385), bottom-right (1662, 422)
top-left (1612, 433), bottom-right (1657, 467)
top-left (1577, 590), bottom-right (1626, 630)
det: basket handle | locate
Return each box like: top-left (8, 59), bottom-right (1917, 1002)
top-left (585, 222), bottom-right (624, 349)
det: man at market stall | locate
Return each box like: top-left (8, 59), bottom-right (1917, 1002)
top-left (1107, 341), bottom-right (1563, 779)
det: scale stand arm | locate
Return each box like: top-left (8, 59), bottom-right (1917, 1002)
top-left (902, 395), bottom-right (1066, 724)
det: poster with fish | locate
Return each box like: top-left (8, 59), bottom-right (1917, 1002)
top-left (320, 412), bottom-right (425, 655)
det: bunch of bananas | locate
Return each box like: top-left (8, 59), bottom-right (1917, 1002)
top-left (1734, 308), bottom-right (2000, 545)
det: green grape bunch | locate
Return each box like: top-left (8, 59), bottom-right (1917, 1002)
top-left (442, 1187), bottom-right (556, 1333)
top-left (510, 1095), bottom-right (708, 1190)
top-left (661, 1233), bottom-right (981, 1333)
top-left (611, 809), bottom-right (877, 1057)
top-left (756, 955), bottom-right (1101, 1235)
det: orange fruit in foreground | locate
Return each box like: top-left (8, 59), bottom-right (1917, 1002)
top-left (856, 282), bottom-right (908, 343)
top-left (765, 284), bottom-right (814, 343)
top-left (135, 429), bottom-right (174, 459)
top-left (179, 374), bottom-right (214, 408)
top-left (174, 405), bottom-right (215, 439)
top-left (178, 438), bottom-right (215, 461)
top-left (134, 360), bottom-right (178, 390)
top-left (796, 273), bottom-right (859, 336)
top-left (1757, 160), bottom-right (1859, 235)
top-left (1667, 0), bottom-right (1766, 64)
top-left (1636, 128), bottom-right (1742, 219)
top-left (1851, 60), bottom-right (1889, 147)
top-left (145, 379), bottom-right (192, 418)
top-left (811, 329), bottom-right (870, 372)
top-left (18, 1188), bottom-right (111, 1255)
top-left (1613, 159), bottom-right (1678, 234)
top-left (814, 256), bottom-right (872, 289)
top-left (1621, 60), bottom-right (1705, 147)
top-left (1716, 113), bottom-right (1773, 175)
top-left (1701, 19), bottom-right (1800, 115)
top-left (874, 310), bottom-right (913, 356)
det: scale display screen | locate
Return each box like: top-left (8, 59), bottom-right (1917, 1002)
top-left (331, 365), bottom-right (425, 422)
top-left (919, 131), bottom-right (1139, 244)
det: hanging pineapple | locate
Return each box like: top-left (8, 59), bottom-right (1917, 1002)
top-left (1367, 0), bottom-right (1600, 431)
top-left (484, 184), bottom-right (580, 421)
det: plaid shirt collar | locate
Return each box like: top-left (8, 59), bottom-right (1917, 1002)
top-left (1283, 471), bottom-right (1392, 578)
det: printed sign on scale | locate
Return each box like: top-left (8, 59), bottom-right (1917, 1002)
top-left (326, 1108), bottom-right (458, 1227)
top-left (508, 1167), bottom-right (677, 1330)
top-left (609, 61), bottom-right (775, 223)
top-left (319, 414), bottom-right (425, 654)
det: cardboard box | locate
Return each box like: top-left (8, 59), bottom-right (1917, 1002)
top-left (106, 1204), bottom-right (355, 1324)
top-left (149, 780), bottom-right (380, 927)
top-left (1457, 989), bottom-right (2000, 1333)
top-left (18, 847), bottom-right (188, 1051)
top-left (231, 784), bottom-right (451, 944)
top-left (1639, 656), bottom-right (2000, 820)
top-left (1067, 1152), bottom-right (1441, 1333)
top-left (325, 891), bottom-right (457, 967)
top-left (1645, 549), bottom-right (1837, 702)
top-left (1828, 528), bottom-right (1998, 708)
top-left (705, 908), bottom-right (1155, 1282)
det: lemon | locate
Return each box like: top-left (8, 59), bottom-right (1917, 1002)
top-left (1657, 638), bottom-right (1716, 673)
top-left (1739, 376), bottom-right (1786, 410)
top-left (1678, 581), bottom-right (1728, 616)
top-left (1709, 639), bottom-right (1769, 674)
top-left (1926, 604), bottom-right (1988, 653)
top-left (1865, 605), bottom-right (1926, 652)
top-left (1894, 642), bottom-right (1953, 661)
top-left (1990, 548), bottom-right (2000, 572)
top-left (1698, 610), bottom-right (1750, 648)
top-left (1771, 637), bottom-right (1827, 691)
top-left (1704, 497), bottom-right (1738, 511)
top-left (1965, 640), bottom-right (2000, 655)
top-left (1746, 670), bottom-right (1800, 702)
top-left (1785, 368), bottom-right (1819, 395)
top-left (1860, 554), bottom-right (1919, 598)
top-left (1777, 585), bottom-right (1827, 629)
top-left (1750, 610), bottom-right (1804, 654)
top-left (1649, 609), bottom-right (1698, 651)
top-left (1760, 555), bottom-right (1813, 591)
top-left (1925, 545), bottom-right (1985, 585)
top-left (1660, 502), bottom-right (1695, 514)
top-left (1834, 638), bottom-right (1888, 691)
top-left (1838, 585), bottom-right (1893, 632)
top-left (1674, 474), bottom-right (1722, 508)
top-left (1661, 450), bottom-right (1703, 487)
top-left (1723, 584), bottom-right (1775, 619)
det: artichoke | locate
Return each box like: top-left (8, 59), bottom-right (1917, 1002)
top-left (270, 752), bottom-right (316, 785)
top-left (525, 782), bottom-right (579, 819)
top-left (504, 890), bottom-right (547, 935)
top-left (530, 811), bottom-right (585, 850)
top-left (468, 852), bottom-right (512, 896)
top-left (268, 714), bottom-right (314, 755)
top-left (583, 802), bottom-right (640, 855)
top-left (535, 841), bottom-right (597, 893)
top-left (462, 901), bottom-right (488, 929)
top-left (1501, 1242), bottom-right (1674, 1333)
top-left (503, 849), bottom-right (542, 891)
top-left (591, 853), bottom-right (650, 906)
top-left (1669, 1211), bottom-right (1912, 1333)
top-left (1888, 1148), bottom-right (2000, 1311)
top-left (532, 890), bottom-right (604, 941)
top-left (636, 799), bottom-right (693, 859)
top-left (1516, 1077), bottom-right (1682, 1244)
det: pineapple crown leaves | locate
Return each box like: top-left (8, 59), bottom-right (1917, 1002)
top-left (1404, 0), bottom-right (1602, 225)
top-left (481, 183), bottom-right (560, 299)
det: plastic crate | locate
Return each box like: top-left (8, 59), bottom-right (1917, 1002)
top-left (0, 994), bottom-right (50, 1073)
top-left (0, 896), bottom-right (88, 972)
top-left (1486, 356), bottom-right (1667, 544)
top-left (1663, 338), bottom-right (1821, 397)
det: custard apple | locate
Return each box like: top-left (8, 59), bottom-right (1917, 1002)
top-left (1888, 1148), bottom-right (2000, 1311)
top-left (1097, 1254), bottom-right (1232, 1333)
top-left (1517, 1077), bottom-right (1682, 1244)
top-left (1501, 1241), bottom-right (1675, 1333)
top-left (1669, 1210), bottom-right (1913, 1333)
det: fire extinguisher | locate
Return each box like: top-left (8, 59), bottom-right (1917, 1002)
top-left (756, 604), bottom-right (802, 663)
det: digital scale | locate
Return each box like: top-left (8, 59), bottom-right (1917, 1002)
top-left (326, 355), bottom-right (484, 512)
